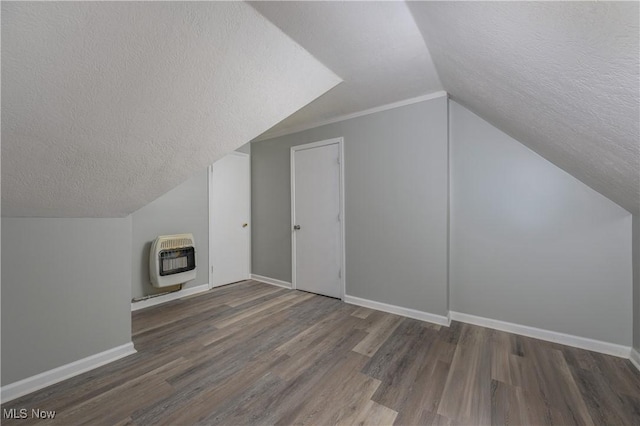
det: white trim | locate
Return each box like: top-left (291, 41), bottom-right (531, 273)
top-left (255, 91), bottom-right (448, 141)
top-left (131, 284), bottom-right (209, 311)
top-left (339, 139), bottom-right (346, 301)
top-left (250, 274), bottom-right (292, 289)
top-left (1, 342), bottom-right (136, 404)
top-left (231, 151), bottom-right (252, 288)
top-left (450, 311), bottom-right (631, 358)
top-left (344, 295), bottom-right (450, 327)
top-left (290, 147), bottom-right (296, 294)
top-left (446, 95), bottom-right (451, 313)
top-left (291, 138), bottom-right (346, 301)
top-left (630, 348), bottom-right (640, 372)
top-left (246, 153), bottom-right (252, 287)
top-left (208, 164), bottom-right (214, 289)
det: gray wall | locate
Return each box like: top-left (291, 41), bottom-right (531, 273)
top-left (634, 214), bottom-right (640, 351)
top-left (252, 97), bottom-right (449, 316)
top-left (131, 168), bottom-right (209, 299)
top-left (450, 101), bottom-right (633, 345)
top-left (1, 217), bottom-right (132, 385)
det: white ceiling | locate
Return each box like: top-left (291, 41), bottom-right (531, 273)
top-left (250, 1), bottom-right (442, 141)
top-left (1, 2), bottom-right (340, 217)
top-left (408, 1), bottom-right (639, 214)
top-left (3, 1), bottom-right (638, 217)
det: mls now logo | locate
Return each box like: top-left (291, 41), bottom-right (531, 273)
top-left (4, 408), bottom-right (56, 419)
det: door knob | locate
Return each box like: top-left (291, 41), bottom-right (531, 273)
top-left (242, 223), bottom-right (248, 228)
top-left (293, 225), bottom-right (301, 230)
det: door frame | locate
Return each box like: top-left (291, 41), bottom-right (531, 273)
top-left (290, 137), bottom-right (346, 300)
top-left (208, 151), bottom-right (251, 289)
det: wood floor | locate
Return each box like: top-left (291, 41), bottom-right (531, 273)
top-left (3, 280), bottom-right (640, 425)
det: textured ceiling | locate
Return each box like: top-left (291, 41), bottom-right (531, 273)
top-left (2, 2), bottom-right (341, 217)
top-left (409, 1), bottom-right (640, 214)
top-left (250, 1), bottom-right (442, 141)
top-left (4, 2), bottom-right (638, 218)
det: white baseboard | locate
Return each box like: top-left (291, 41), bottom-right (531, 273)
top-left (1, 342), bottom-right (136, 404)
top-left (344, 295), bottom-right (450, 327)
top-left (630, 348), bottom-right (640, 372)
top-left (449, 311), bottom-right (631, 358)
top-left (250, 274), bottom-right (292, 289)
top-left (131, 283), bottom-right (210, 311)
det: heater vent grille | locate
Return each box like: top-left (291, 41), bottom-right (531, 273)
top-left (160, 237), bottom-right (193, 250)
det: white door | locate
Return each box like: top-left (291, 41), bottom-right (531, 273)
top-left (210, 152), bottom-right (251, 288)
top-left (291, 138), bottom-right (344, 299)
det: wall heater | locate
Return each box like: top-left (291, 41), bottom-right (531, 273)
top-left (149, 234), bottom-right (197, 288)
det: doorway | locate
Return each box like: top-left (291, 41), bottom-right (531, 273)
top-left (209, 152), bottom-right (251, 288)
top-left (291, 138), bottom-right (345, 299)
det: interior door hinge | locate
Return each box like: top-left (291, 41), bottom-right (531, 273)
top-left (337, 157), bottom-right (340, 165)
top-left (339, 269), bottom-right (342, 278)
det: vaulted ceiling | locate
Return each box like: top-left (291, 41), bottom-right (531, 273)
top-left (251, 1), bottom-right (639, 214)
top-left (408, 1), bottom-right (639, 215)
top-left (249, 1), bottom-right (442, 141)
top-left (2, 1), bottom-right (638, 217)
top-left (1, 2), bottom-right (340, 217)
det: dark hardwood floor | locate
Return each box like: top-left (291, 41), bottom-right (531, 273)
top-left (3, 280), bottom-right (640, 425)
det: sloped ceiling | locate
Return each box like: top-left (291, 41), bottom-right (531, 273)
top-left (409, 1), bottom-right (640, 214)
top-left (250, 1), bottom-right (442, 141)
top-left (4, 2), bottom-right (637, 218)
top-left (1, 2), bottom-right (341, 217)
